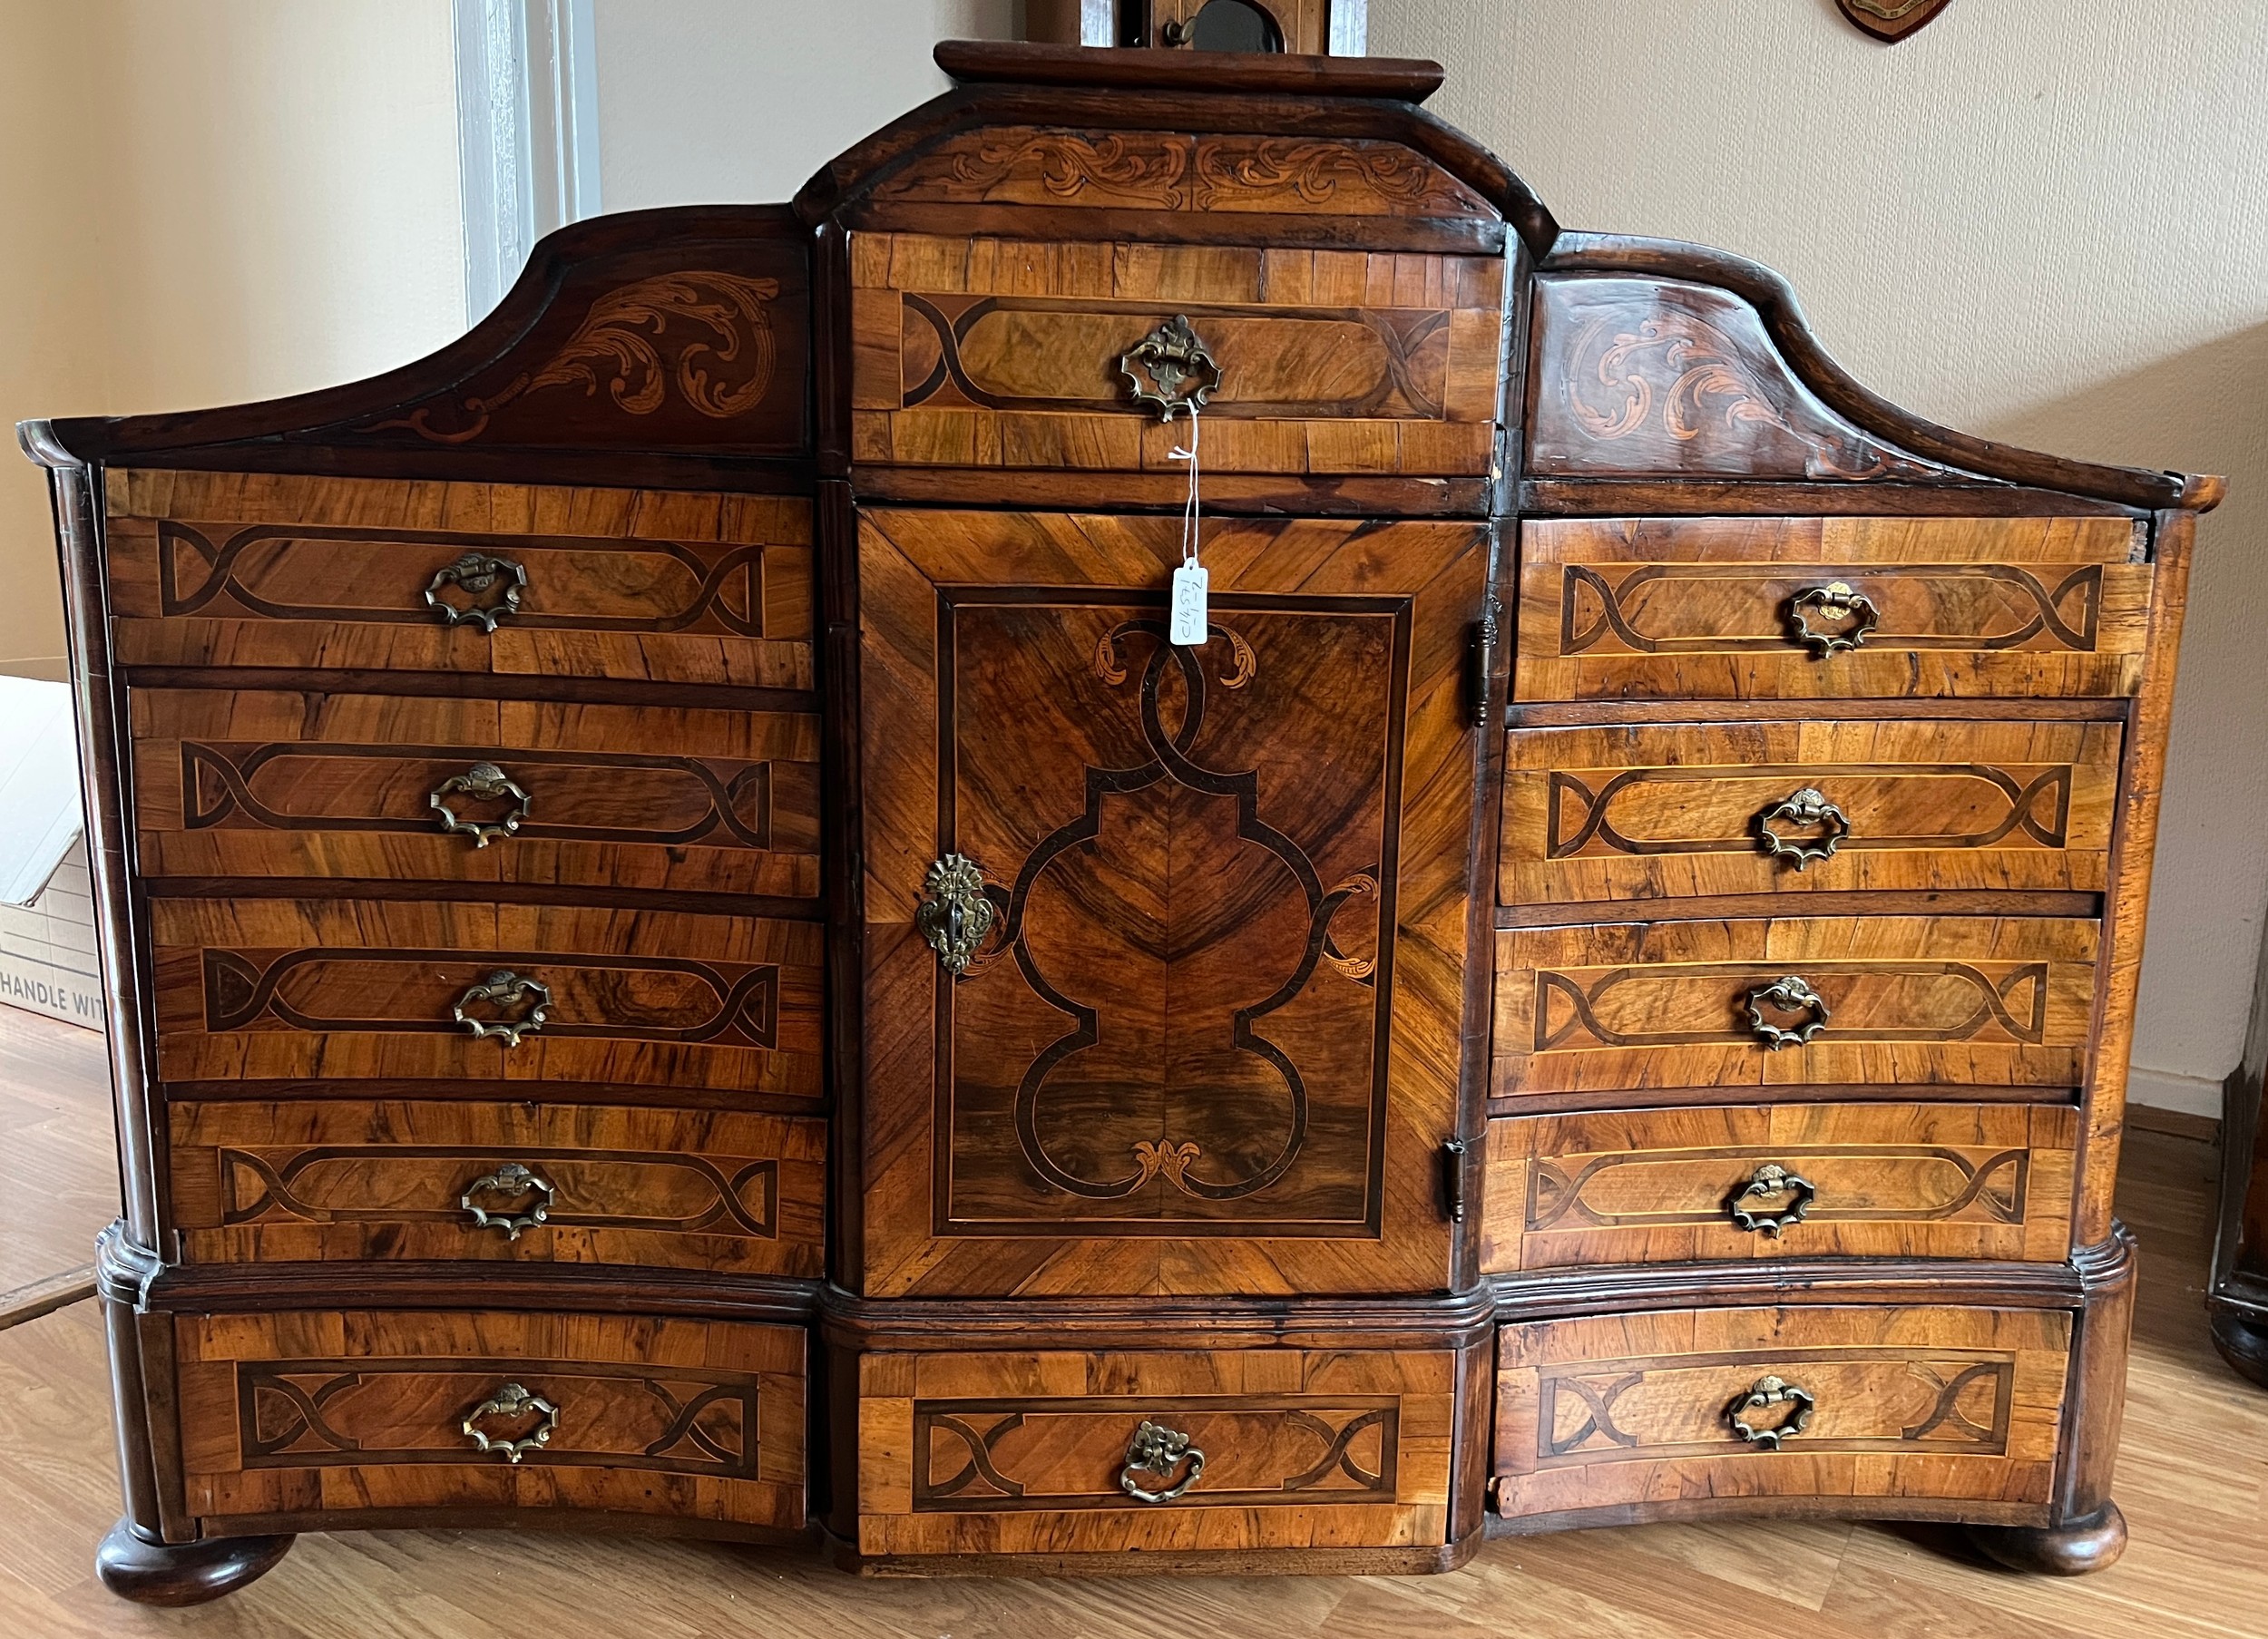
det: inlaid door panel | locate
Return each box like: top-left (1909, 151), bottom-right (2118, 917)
top-left (150, 898), bottom-right (823, 1100)
top-left (1502, 718), bottom-right (2121, 904)
top-left (177, 1310), bottom-right (805, 1529)
top-left (1515, 515), bottom-right (2151, 700)
top-left (1492, 915), bottom-right (2097, 1098)
top-left (849, 234), bottom-right (1502, 475)
top-left (105, 470), bottom-right (813, 687)
top-left (171, 1100), bottom-right (826, 1274)
top-left (855, 1344), bottom-right (1461, 1556)
top-left (132, 688), bottom-right (821, 899)
top-left (1491, 1304), bottom-right (2069, 1522)
top-left (856, 508), bottom-right (1491, 1296)
top-left (1481, 1102), bottom-right (2078, 1271)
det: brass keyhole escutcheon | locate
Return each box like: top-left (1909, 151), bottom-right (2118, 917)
top-left (1118, 316), bottom-right (1225, 422)
top-left (916, 854), bottom-right (996, 976)
top-left (1119, 1419), bottom-right (1206, 1503)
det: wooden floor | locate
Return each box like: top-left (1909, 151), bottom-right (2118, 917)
top-left (0, 1007), bottom-right (114, 1326)
top-left (0, 1121), bottom-right (2260, 1635)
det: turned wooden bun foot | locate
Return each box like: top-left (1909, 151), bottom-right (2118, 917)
top-left (96, 1518), bottom-right (293, 1605)
top-left (1966, 1503), bottom-right (2127, 1576)
top-left (2210, 1309), bottom-right (2268, 1390)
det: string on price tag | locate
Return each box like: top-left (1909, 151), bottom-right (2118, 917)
top-left (1167, 402), bottom-right (1207, 647)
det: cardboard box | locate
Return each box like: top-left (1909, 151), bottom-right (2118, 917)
top-left (0, 677), bottom-right (102, 1031)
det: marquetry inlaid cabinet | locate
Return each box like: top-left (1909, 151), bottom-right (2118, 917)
top-left (23, 43), bottom-right (2218, 1604)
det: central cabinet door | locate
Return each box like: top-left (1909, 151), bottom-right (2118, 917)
top-left (855, 509), bottom-right (1491, 1296)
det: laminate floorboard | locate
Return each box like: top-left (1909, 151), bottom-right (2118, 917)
top-left (0, 1127), bottom-right (2257, 1637)
top-left (0, 1007), bottom-right (112, 1327)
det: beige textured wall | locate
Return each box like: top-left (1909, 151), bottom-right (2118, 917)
top-left (1371, 0), bottom-right (2268, 1113)
top-left (592, 0), bottom-right (1020, 210)
top-left (0, 0), bottom-right (464, 680)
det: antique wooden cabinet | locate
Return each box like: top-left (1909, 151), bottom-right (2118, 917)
top-left (22, 44), bottom-right (2219, 1604)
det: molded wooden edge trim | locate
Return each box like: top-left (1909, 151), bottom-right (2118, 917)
top-left (1496, 891), bottom-right (2104, 929)
top-left (1490, 1257), bottom-right (2082, 1321)
top-left (839, 199), bottom-right (1508, 255)
top-left (101, 1231), bottom-right (824, 1323)
top-left (1489, 1493), bottom-right (2050, 1535)
top-left (138, 877), bottom-right (824, 923)
top-left (1518, 478), bottom-right (2143, 521)
top-left (24, 206), bottom-right (813, 464)
top-left (1538, 235), bottom-right (2224, 513)
top-left (120, 668), bottom-right (819, 714)
top-left (933, 40), bottom-right (1448, 102)
top-left (1491, 1084), bottom-right (2078, 1119)
top-left (791, 81), bottom-right (1559, 258)
top-left (827, 1523), bottom-right (1483, 1577)
top-left (199, 1509), bottom-right (815, 1546)
top-left (820, 1285), bottom-right (1499, 1351)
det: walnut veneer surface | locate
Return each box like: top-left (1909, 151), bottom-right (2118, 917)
top-left (18, 41), bottom-right (2219, 1604)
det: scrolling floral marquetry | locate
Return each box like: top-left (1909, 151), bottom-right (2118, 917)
top-left (1530, 277), bottom-right (1949, 481)
top-left (869, 130), bottom-right (1495, 218)
top-left (374, 272), bottom-right (783, 444)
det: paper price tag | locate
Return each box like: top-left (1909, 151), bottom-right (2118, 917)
top-left (1169, 561), bottom-right (1209, 646)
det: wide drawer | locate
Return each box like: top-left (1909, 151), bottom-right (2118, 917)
top-left (1514, 515), bottom-right (2151, 700)
top-left (854, 1345), bottom-right (1461, 1557)
top-left (178, 1309), bottom-right (806, 1529)
top-left (1481, 1102), bottom-right (2078, 1272)
top-left (132, 688), bottom-right (822, 899)
top-left (1492, 915), bottom-right (2097, 1098)
top-left (170, 1100), bottom-right (825, 1275)
top-left (849, 233), bottom-right (1501, 475)
top-left (1501, 718), bottom-right (2121, 905)
top-left (150, 898), bottom-right (824, 1100)
top-left (105, 470), bottom-right (813, 687)
top-left (1492, 1304), bottom-right (2068, 1524)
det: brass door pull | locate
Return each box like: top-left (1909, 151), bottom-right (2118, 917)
top-left (1119, 1419), bottom-right (1206, 1503)
top-left (461, 1162), bottom-right (555, 1239)
top-left (916, 854), bottom-right (995, 976)
top-left (1118, 316), bottom-right (1224, 421)
top-left (1744, 976), bottom-right (1830, 1050)
top-left (1755, 786), bottom-right (1851, 870)
top-left (453, 970), bottom-right (552, 1048)
top-left (428, 763), bottom-right (532, 846)
top-left (425, 551), bottom-right (528, 632)
top-left (1728, 1163), bottom-right (1816, 1235)
top-left (1785, 581), bottom-right (1877, 657)
top-left (1728, 1376), bottom-right (1815, 1449)
top-left (461, 1382), bottom-right (560, 1464)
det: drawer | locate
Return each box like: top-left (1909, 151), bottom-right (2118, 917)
top-left (170, 1100), bottom-right (826, 1275)
top-left (132, 688), bottom-right (821, 899)
top-left (105, 470), bottom-right (813, 687)
top-left (150, 898), bottom-right (824, 1100)
top-left (177, 1309), bottom-right (806, 1529)
top-left (854, 1345), bottom-right (1461, 1557)
top-left (1514, 515), bottom-right (2151, 700)
top-left (1492, 915), bottom-right (2097, 1098)
top-left (1492, 1304), bottom-right (2068, 1523)
top-left (849, 233), bottom-right (1501, 475)
top-left (1502, 719), bottom-right (2121, 905)
top-left (1481, 1102), bottom-right (2078, 1272)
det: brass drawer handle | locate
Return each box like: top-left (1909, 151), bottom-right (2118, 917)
top-left (1744, 975), bottom-right (1830, 1050)
top-left (425, 551), bottom-right (528, 633)
top-left (461, 1162), bottom-right (555, 1239)
top-left (1728, 1163), bottom-right (1816, 1235)
top-left (1119, 1419), bottom-right (1205, 1504)
top-left (1785, 581), bottom-right (1877, 657)
top-left (453, 970), bottom-right (552, 1048)
top-left (461, 1382), bottom-right (560, 1464)
top-left (1728, 1375), bottom-right (1814, 1449)
top-left (1755, 786), bottom-right (1850, 871)
top-left (1118, 316), bottom-right (1224, 422)
top-left (916, 854), bottom-right (995, 976)
top-left (428, 763), bottom-right (532, 847)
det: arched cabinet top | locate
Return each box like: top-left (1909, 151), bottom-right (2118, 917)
top-left (18, 43), bottom-right (2219, 515)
